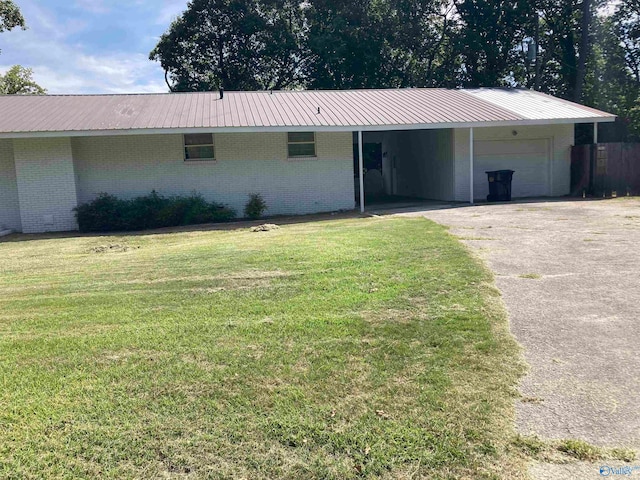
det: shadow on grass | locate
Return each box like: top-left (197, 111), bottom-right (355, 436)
top-left (2, 196), bottom-right (632, 244)
top-left (0, 210), bottom-right (367, 243)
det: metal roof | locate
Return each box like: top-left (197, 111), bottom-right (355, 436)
top-left (464, 88), bottom-right (610, 121)
top-left (0, 88), bottom-right (615, 138)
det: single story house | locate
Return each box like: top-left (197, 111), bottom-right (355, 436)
top-left (0, 88), bottom-right (614, 234)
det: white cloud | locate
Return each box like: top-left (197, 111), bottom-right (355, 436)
top-left (78, 53), bottom-right (167, 93)
top-left (1, 59), bottom-right (167, 94)
top-left (156, 0), bottom-right (189, 25)
top-left (20, 3), bottom-right (88, 40)
top-left (18, 54), bottom-right (168, 94)
top-left (0, 0), bottom-right (169, 94)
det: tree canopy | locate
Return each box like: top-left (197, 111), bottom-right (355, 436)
top-left (151, 0), bottom-right (640, 139)
top-left (0, 4), bottom-right (48, 94)
top-left (0, 0), bottom-right (24, 33)
top-left (0, 65), bottom-right (46, 95)
top-left (0, 0), bottom-right (25, 56)
top-left (150, 0), bottom-right (306, 91)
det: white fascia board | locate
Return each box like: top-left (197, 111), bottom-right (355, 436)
top-left (0, 116), bottom-right (616, 139)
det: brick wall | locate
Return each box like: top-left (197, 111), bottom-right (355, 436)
top-left (72, 131), bottom-right (355, 217)
top-left (0, 126), bottom-right (577, 233)
top-left (0, 139), bottom-right (21, 231)
top-left (454, 124), bottom-right (574, 202)
top-left (13, 138), bottom-right (78, 233)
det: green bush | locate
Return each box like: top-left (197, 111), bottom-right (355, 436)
top-left (74, 193), bottom-right (128, 232)
top-left (75, 191), bottom-right (236, 232)
top-left (244, 193), bottom-right (268, 220)
top-left (123, 190), bottom-right (169, 230)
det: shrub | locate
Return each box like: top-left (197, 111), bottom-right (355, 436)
top-left (157, 194), bottom-right (235, 226)
top-left (75, 191), bottom-right (236, 232)
top-left (181, 194), bottom-right (236, 225)
top-left (122, 190), bottom-right (170, 230)
top-left (74, 193), bottom-right (128, 232)
top-left (244, 193), bottom-right (268, 220)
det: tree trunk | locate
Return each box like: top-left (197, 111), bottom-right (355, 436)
top-left (218, 39), bottom-right (228, 90)
top-left (164, 70), bottom-right (174, 92)
top-left (574, 0), bottom-right (591, 102)
top-left (533, 11), bottom-right (541, 90)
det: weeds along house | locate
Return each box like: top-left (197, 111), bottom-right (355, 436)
top-left (0, 88), bottom-right (614, 233)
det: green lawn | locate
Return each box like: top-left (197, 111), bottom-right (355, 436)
top-left (0, 216), bottom-right (525, 479)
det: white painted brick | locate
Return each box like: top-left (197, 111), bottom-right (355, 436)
top-left (0, 125), bottom-right (577, 233)
top-left (0, 139), bottom-right (21, 231)
top-left (454, 124), bottom-right (574, 202)
top-left (72, 131), bottom-right (355, 217)
top-left (13, 138), bottom-right (78, 233)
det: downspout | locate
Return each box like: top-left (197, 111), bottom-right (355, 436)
top-left (590, 122), bottom-right (598, 195)
top-left (358, 130), bottom-right (365, 213)
top-left (469, 127), bottom-right (474, 204)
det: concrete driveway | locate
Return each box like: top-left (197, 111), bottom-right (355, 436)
top-left (412, 198), bottom-right (640, 477)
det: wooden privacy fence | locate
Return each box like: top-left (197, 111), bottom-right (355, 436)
top-left (571, 143), bottom-right (640, 197)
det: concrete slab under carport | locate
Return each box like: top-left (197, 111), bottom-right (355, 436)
top-left (392, 198), bottom-right (640, 478)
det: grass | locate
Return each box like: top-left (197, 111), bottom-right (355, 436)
top-left (457, 236), bottom-right (497, 241)
top-left (514, 207), bottom-right (553, 212)
top-left (0, 216), bottom-right (525, 479)
top-left (512, 436), bottom-right (636, 463)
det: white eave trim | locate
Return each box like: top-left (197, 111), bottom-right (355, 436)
top-left (0, 116), bottom-right (617, 139)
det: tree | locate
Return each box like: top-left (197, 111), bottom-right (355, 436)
top-left (507, 0), bottom-right (614, 104)
top-left (511, 0), bottom-right (578, 98)
top-left (0, 0), bottom-right (24, 32)
top-left (609, 0), bottom-right (640, 139)
top-left (381, 0), bottom-right (460, 88)
top-left (616, 0), bottom-right (640, 85)
top-left (150, 0), bottom-right (306, 91)
top-left (0, 65), bottom-right (46, 94)
top-left (304, 0), bottom-right (397, 89)
top-left (449, 0), bottom-right (536, 87)
top-left (563, 0), bottom-right (592, 102)
top-left (0, 0), bottom-right (25, 55)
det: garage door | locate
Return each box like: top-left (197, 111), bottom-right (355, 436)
top-left (474, 138), bottom-right (550, 200)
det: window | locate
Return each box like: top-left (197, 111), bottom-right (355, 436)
top-left (184, 133), bottom-right (215, 161)
top-left (287, 132), bottom-right (316, 158)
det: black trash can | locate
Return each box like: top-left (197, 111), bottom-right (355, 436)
top-left (486, 170), bottom-right (515, 202)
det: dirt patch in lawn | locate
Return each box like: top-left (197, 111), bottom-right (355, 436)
top-left (87, 243), bottom-right (141, 254)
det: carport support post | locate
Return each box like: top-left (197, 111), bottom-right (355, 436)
top-left (358, 130), bottom-right (365, 213)
top-left (469, 127), bottom-right (474, 204)
top-left (593, 122), bottom-right (598, 144)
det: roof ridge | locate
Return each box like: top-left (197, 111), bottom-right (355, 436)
top-left (1, 87), bottom-right (474, 98)
top-left (0, 87), bottom-right (535, 98)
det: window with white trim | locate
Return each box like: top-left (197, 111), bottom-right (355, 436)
top-left (287, 132), bottom-right (316, 158)
top-left (184, 133), bottom-right (215, 161)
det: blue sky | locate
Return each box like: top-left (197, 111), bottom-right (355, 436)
top-left (0, 0), bottom-right (189, 94)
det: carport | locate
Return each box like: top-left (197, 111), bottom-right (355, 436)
top-left (354, 129), bottom-right (454, 206)
top-left (353, 88), bottom-right (615, 212)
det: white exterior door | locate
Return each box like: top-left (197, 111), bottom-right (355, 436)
top-left (474, 138), bottom-right (550, 200)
